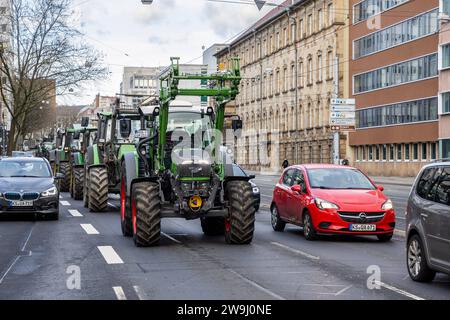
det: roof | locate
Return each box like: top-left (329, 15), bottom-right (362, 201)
top-left (215, 0), bottom-right (303, 57)
top-left (293, 164), bottom-right (359, 170)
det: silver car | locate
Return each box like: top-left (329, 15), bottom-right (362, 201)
top-left (406, 161), bottom-right (450, 282)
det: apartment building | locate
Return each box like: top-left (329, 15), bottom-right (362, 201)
top-left (216, 0), bottom-right (350, 171)
top-left (349, 0), bottom-right (441, 176)
top-left (439, 0), bottom-right (450, 159)
top-left (120, 66), bottom-right (165, 107)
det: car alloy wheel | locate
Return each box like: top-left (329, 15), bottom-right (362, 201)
top-left (408, 238), bottom-right (422, 278)
top-left (271, 207), bottom-right (278, 228)
top-left (304, 214), bottom-right (312, 236)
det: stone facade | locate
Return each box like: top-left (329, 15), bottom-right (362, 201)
top-left (216, 0), bottom-right (349, 171)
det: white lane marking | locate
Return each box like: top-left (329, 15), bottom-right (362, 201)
top-left (80, 224), bottom-right (99, 235)
top-left (113, 286), bottom-right (127, 300)
top-left (98, 246), bottom-right (124, 264)
top-left (59, 195), bottom-right (63, 199)
top-left (133, 285), bottom-right (147, 300)
top-left (108, 202), bottom-right (119, 209)
top-left (60, 200), bottom-right (71, 206)
top-left (271, 242), bottom-right (320, 260)
top-left (0, 256), bottom-right (20, 284)
top-left (161, 232), bottom-right (182, 244)
top-left (227, 269), bottom-right (285, 300)
top-left (376, 281), bottom-right (425, 300)
top-left (69, 209), bottom-right (83, 217)
top-left (21, 224), bottom-right (35, 252)
top-left (335, 285), bottom-right (352, 296)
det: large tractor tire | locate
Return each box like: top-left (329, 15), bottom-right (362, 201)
top-left (201, 217), bottom-right (225, 236)
top-left (131, 181), bottom-right (161, 247)
top-left (88, 167), bottom-right (108, 212)
top-left (224, 180), bottom-right (256, 245)
top-left (83, 167), bottom-right (89, 208)
top-left (72, 167), bottom-right (84, 200)
top-left (59, 162), bottom-right (71, 192)
top-left (120, 163), bottom-right (132, 237)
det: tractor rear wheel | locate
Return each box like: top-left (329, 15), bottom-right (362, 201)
top-left (201, 217), bottom-right (225, 236)
top-left (120, 163), bottom-right (132, 237)
top-left (59, 162), bottom-right (70, 192)
top-left (132, 181), bottom-right (161, 247)
top-left (88, 167), bottom-right (108, 212)
top-left (224, 180), bottom-right (256, 245)
top-left (73, 167), bottom-right (84, 200)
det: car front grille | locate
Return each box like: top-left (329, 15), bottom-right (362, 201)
top-left (4, 192), bottom-right (40, 201)
top-left (338, 212), bottom-right (385, 223)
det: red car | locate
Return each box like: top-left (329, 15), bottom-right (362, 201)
top-left (271, 164), bottom-right (396, 242)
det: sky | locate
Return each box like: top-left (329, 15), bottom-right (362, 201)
top-left (60, 0), bottom-right (284, 106)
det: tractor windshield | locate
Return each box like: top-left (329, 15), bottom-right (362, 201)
top-left (115, 118), bottom-right (143, 144)
top-left (167, 112), bottom-right (212, 136)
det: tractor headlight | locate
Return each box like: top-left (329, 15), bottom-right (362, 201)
top-left (315, 198), bottom-right (339, 210)
top-left (41, 187), bottom-right (57, 197)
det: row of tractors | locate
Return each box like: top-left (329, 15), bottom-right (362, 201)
top-left (44, 57), bottom-right (255, 247)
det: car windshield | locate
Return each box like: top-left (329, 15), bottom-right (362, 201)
top-left (307, 168), bottom-right (375, 190)
top-left (0, 160), bottom-right (51, 177)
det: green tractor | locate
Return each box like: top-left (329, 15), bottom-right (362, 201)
top-left (49, 127), bottom-right (79, 192)
top-left (120, 57), bottom-right (255, 247)
top-left (83, 105), bottom-right (143, 212)
top-left (69, 125), bottom-right (98, 200)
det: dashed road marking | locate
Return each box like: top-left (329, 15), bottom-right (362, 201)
top-left (161, 232), bottom-right (182, 244)
top-left (60, 201), bottom-right (71, 206)
top-left (271, 242), bottom-right (320, 260)
top-left (376, 281), bottom-right (424, 300)
top-left (98, 246), bottom-right (124, 264)
top-left (69, 209), bottom-right (83, 217)
top-left (133, 285), bottom-right (147, 300)
top-left (80, 224), bottom-right (99, 235)
top-left (113, 286), bottom-right (127, 300)
top-left (227, 269), bottom-right (285, 300)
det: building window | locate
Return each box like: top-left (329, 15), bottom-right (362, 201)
top-left (299, 19), bottom-right (304, 39)
top-left (369, 145), bottom-right (374, 161)
top-left (431, 142), bottom-right (437, 160)
top-left (413, 143), bottom-right (419, 161)
top-left (397, 144), bottom-right (402, 161)
top-left (291, 64), bottom-right (295, 89)
top-left (318, 9), bottom-right (323, 30)
top-left (382, 144), bottom-right (387, 161)
top-left (444, 0), bottom-right (450, 15)
top-left (442, 139), bottom-right (450, 159)
top-left (421, 143), bottom-right (427, 161)
top-left (389, 144), bottom-right (394, 161)
top-left (354, 53), bottom-right (438, 94)
top-left (299, 61), bottom-right (304, 87)
top-left (308, 14), bottom-right (313, 35)
top-left (307, 57), bottom-right (313, 85)
top-left (353, 9), bottom-right (439, 59)
top-left (357, 97), bottom-right (438, 128)
top-left (328, 3), bottom-right (334, 25)
top-left (442, 92), bottom-right (450, 114)
top-left (375, 145), bottom-right (380, 161)
top-left (353, 0), bottom-right (409, 24)
top-left (362, 146), bottom-right (367, 161)
top-left (291, 24), bottom-right (296, 43)
top-left (0, 7), bottom-right (6, 15)
top-left (405, 144), bottom-right (410, 161)
top-left (327, 51), bottom-right (333, 79)
top-left (317, 54), bottom-right (323, 82)
top-left (442, 43), bottom-right (450, 69)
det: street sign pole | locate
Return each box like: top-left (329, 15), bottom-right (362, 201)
top-left (333, 55), bottom-right (340, 165)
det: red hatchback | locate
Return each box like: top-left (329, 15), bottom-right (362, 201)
top-left (271, 164), bottom-right (396, 242)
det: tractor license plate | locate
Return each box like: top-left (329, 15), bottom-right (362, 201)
top-left (350, 224), bottom-right (376, 232)
top-left (10, 201), bottom-right (33, 207)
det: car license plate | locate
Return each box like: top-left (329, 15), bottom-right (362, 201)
top-left (350, 224), bottom-right (376, 232)
top-left (9, 200), bottom-right (33, 207)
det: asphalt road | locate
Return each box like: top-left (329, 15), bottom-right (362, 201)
top-left (0, 176), bottom-right (449, 300)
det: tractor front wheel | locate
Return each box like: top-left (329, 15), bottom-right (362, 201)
top-left (224, 180), bottom-right (256, 245)
top-left (59, 162), bottom-right (71, 192)
top-left (88, 167), bottom-right (108, 212)
top-left (73, 167), bottom-right (84, 200)
top-left (120, 163), bottom-right (132, 237)
top-left (132, 181), bottom-right (161, 247)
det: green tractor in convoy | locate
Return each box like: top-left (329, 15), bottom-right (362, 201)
top-left (69, 124), bottom-right (98, 200)
top-left (120, 57), bottom-right (255, 247)
top-left (83, 104), bottom-right (143, 212)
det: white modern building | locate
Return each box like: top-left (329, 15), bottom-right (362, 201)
top-left (0, 0), bottom-right (11, 133)
top-left (120, 66), bottom-right (165, 107)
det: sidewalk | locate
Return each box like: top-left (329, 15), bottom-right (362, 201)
top-left (247, 170), bottom-right (415, 187)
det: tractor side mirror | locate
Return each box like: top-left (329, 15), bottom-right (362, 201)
top-left (81, 117), bottom-right (89, 127)
top-left (73, 132), bottom-right (80, 140)
top-left (119, 119), bottom-right (132, 139)
top-left (232, 119), bottom-right (243, 131)
top-left (153, 107), bottom-right (160, 117)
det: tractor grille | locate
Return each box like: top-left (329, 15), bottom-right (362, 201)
top-left (338, 212), bottom-right (385, 223)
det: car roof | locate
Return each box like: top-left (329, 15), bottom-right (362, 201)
top-left (288, 164), bottom-right (358, 170)
top-left (0, 157), bottom-right (44, 162)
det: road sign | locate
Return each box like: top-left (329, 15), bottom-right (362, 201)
top-left (331, 105), bottom-right (355, 112)
top-left (330, 118), bottom-right (356, 126)
top-left (331, 125), bottom-right (356, 132)
top-left (331, 98), bottom-right (355, 105)
top-left (331, 112), bottom-right (355, 119)
top-left (330, 98), bottom-right (356, 132)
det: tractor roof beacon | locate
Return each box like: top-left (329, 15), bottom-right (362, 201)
top-left (121, 57), bottom-right (255, 247)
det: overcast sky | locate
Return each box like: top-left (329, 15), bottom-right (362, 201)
top-left (60, 0), bottom-right (283, 106)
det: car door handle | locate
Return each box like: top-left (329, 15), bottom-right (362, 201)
top-left (421, 213), bottom-right (429, 219)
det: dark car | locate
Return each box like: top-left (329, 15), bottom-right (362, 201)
top-left (232, 164), bottom-right (261, 211)
top-left (0, 157), bottom-right (61, 220)
top-left (406, 161), bottom-right (450, 282)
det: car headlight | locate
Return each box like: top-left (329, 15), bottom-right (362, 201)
top-left (252, 187), bottom-right (260, 194)
top-left (382, 199), bottom-right (393, 211)
top-left (41, 187), bottom-right (57, 197)
top-left (315, 198), bottom-right (339, 210)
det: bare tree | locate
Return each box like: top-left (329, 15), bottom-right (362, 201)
top-left (0, 0), bottom-right (108, 154)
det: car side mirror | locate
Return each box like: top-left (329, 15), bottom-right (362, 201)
top-left (291, 185), bottom-right (303, 194)
top-left (248, 174), bottom-right (256, 179)
top-left (55, 173), bottom-right (65, 180)
top-left (119, 119), bottom-right (132, 139)
top-left (377, 185), bottom-right (384, 192)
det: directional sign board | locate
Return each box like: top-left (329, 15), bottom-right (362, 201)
top-left (330, 98), bottom-right (356, 132)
